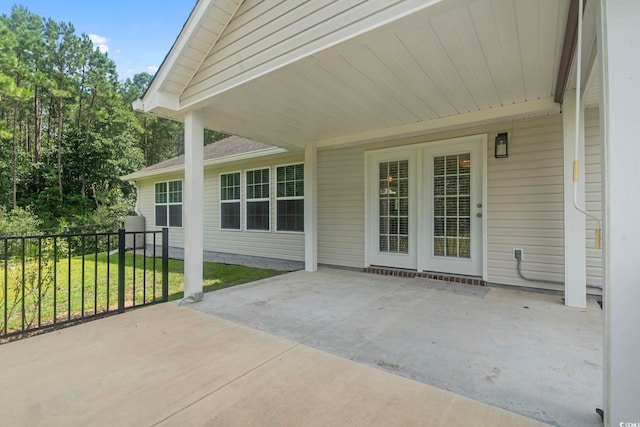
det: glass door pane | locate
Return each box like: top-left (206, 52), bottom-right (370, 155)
top-left (379, 160), bottom-right (409, 254)
top-left (433, 153), bottom-right (471, 258)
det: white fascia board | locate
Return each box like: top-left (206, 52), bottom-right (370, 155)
top-left (180, 0), bottom-right (245, 99)
top-left (120, 147), bottom-right (287, 181)
top-left (180, 0), bottom-right (468, 111)
top-left (140, 0), bottom-right (213, 111)
top-left (203, 147), bottom-right (288, 166)
top-left (145, 91), bottom-right (181, 113)
top-left (316, 97), bottom-right (561, 148)
top-left (131, 98), bottom-right (145, 112)
top-left (121, 165), bottom-right (185, 181)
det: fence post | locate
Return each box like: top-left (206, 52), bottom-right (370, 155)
top-left (162, 228), bottom-right (169, 302)
top-left (118, 228), bottom-right (125, 313)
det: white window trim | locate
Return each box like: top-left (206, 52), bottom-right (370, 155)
top-left (219, 171), bottom-right (242, 231)
top-left (275, 162), bottom-right (305, 234)
top-left (154, 179), bottom-right (183, 229)
top-left (245, 166), bottom-right (271, 232)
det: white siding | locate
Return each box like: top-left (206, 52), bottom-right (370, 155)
top-left (584, 108), bottom-right (603, 287)
top-left (182, 0), bottom-right (426, 106)
top-left (317, 115), bottom-right (568, 291)
top-left (486, 116), bottom-right (565, 290)
top-left (138, 172), bottom-right (185, 248)
top-left (135, 153), bottom-right (304, 261)
top-left (317, 145), bottom-right (366, 268)
top-left (204, 153), bottom-right (304, 261)
top-left (135, 113), bottom-right (601, 292)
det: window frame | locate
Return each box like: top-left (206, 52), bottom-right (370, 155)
top-left (219, 171), bottom-right (242, 231)
top-left (154, 179), bottom-right (183, 228)
top-left (245, 167), bottom-right (271, 232)
top-left (275, 162), bottom-right (305, 233)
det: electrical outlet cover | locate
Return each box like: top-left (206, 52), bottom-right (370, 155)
top-left (513, 248), bottom-right (524, 260)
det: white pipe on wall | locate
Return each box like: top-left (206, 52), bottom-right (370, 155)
top-left (572, 0), bottom-right (602, 249)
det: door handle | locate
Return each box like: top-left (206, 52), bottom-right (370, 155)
top-left (476, 212), bottom-right (482, 218)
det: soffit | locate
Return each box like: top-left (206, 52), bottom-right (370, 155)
top-left (195, 0), bottom-right (571, 148)
top-left (144, 0), bottom-right (576, 149)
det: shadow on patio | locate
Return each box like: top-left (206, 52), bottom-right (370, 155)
top-left (0, 268), bottom-right (601, 426)
top-left (190, 267), bottom-right (603, 427)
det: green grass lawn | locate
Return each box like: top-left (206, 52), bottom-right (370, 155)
top-left (0, 252), bottom-right (284, 336)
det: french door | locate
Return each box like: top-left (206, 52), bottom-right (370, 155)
top-left (368, 149), bottom-right (417, 269)
top-left (367, 136), bottom-right (485, 276)
top-left (423, 140), bottom-right (483, 276)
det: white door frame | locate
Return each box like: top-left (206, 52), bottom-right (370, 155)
top-left (420, 137), bottom-right (485, 276)
top-left (365, 134), bottom-right (488, 279)
top-left (365, 148), bottom-right (418, 269)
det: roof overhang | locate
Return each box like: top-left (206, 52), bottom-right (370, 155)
top-left (137, 0), bottom-right (597, 150)
top-left (121, 146), bottom-right (287, 181)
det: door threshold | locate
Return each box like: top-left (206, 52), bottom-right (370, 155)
top-left (364, 267), bottom-right (485, 286)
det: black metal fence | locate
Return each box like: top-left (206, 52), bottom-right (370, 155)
top-left (0, 228), bottom-right (168, 343)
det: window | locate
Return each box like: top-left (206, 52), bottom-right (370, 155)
top-left (155, 180), bottom-right (182, 227)
top-left (379, 160), bottom-right (409, 254)
top-left (246, 168), bottom-right (270, 230)
top-left (220, 172), bottom-right (241, 230)
top-left (276, 164), bottom-right (304, 232)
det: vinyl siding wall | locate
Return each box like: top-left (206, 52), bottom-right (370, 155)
top-left (316, 114), bottom-right (575, 290)
top-left (136, 152), bottom-right (304, 261)
top-left (317, 144), bottom-right (366, 268)
top-left (134, 113), bottom-right (603, 291)
top-left (486, 116), bottom-right (564, 289)
top-left (137, 171), bottom-right (185, 248)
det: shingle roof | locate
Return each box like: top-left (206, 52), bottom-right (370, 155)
top-left (132, 135), bottom-right (276, 175)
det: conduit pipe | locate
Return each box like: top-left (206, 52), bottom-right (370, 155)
top-left (515, 0), bottom-right (604, 289)
top-left (573, 0), bottom-right (602, 249)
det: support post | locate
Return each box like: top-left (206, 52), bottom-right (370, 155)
top-left (183, 111), bottom-right (204, 299)
top-left (304, 143), bottom-right (318, 272)
top-left (118, 228), bottom-right (125, 313)
top-left (162, 227), bottom-right (169, 302)
top-left (562, 88), bottom-right (587, 308)
top-left (598, 0), bottom-right (640, 424)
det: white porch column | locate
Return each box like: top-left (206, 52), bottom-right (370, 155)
top-left (304, 143), bottom-right (318, 272)
top-left (598, 1), bottom-right (640, 424)
top-left (562, 89), bottom-right (587, 308)
top-left (183, 111), bottom-right (204, 299)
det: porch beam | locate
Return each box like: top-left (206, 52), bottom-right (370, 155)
top-left (144, 91), bottom-right (180, 114)
top-left (562, 89), bottom-right (587, 308)
top-left (316, 97), bottom-right (560, 149)
top-left (555, 0), bottom-right (586, 104)
top-left (598, 0), bottom-right (640, 424)
top-left (183, 110), bottom-right (204, 299)
top-left (304, 144), bottom-right (318, 272)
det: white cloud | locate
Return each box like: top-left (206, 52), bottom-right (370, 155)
top-left (114, 49), bottom-right (121, 55)
top-left (147, 65), bottom-right (159, 73)
top-left (89, 34), bottom-right (109, 53)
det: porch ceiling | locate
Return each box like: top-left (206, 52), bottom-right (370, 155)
top-left (149, 0), bottom-right (575, 149)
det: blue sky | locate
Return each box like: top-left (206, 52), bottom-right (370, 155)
top-left (0, 0), bottom-right (195, 81)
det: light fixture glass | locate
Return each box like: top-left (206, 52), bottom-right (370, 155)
top-left (495, 132), bottom-right (508, 158)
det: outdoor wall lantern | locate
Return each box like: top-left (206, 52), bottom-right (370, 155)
top-left (495, 132), bottom-right (508, 158)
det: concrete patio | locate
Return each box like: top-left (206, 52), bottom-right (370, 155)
top-left (0, 268), bottom-right (602, 426)
top-left (190, 268), bottom-right (603, 427)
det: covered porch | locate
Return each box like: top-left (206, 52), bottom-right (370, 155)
top-left (134, 0), bottom-right (640, 423)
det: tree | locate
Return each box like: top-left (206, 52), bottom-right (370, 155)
top-left (0, 6), bottom-right (228, 231)
top-left (122, 72), bottom-right (184, 166)
top-left (44, 18), bottom-right (81, 202)
top-left (0, 6), bottom-right (147, 229)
